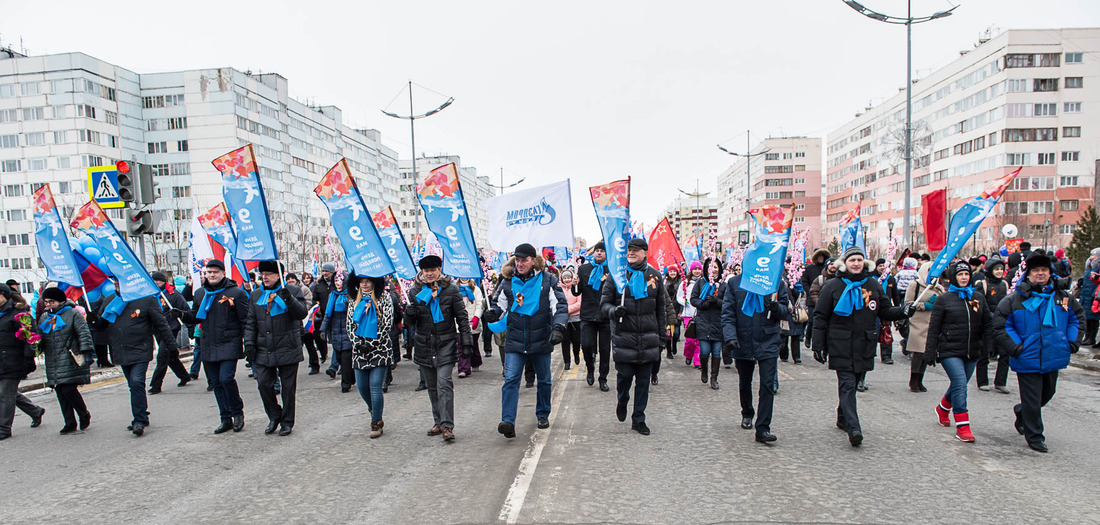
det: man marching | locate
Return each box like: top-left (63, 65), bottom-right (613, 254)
top-left (574, 241), bottom-right (612, 391)
top-left (148, 271), bottom-right (191, 395)
top-left (245, 261), bottom-right (308, 436)
top-left (486, 243), bottom-right (568, 438)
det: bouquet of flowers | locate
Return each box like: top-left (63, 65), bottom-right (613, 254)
top-left (14, 312), bottom-right (41, 355)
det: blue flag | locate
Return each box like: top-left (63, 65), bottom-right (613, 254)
top-left (70, 201), bottom-right (159, 302)
top-left (372, 206), bottom-right (417, 280)
top-left (739, 206), bottom-right (794, 296)
top-left (33, 185), bottom-right (83, 287)
top-left (196, 203), bottom-right (250, 281)
top-left (927, 167), bottom-right (1023, 284)
top-left (314, 159), bottom-right (396, 278)
top-left (416, 163), bottom-right (482, 278)
top-left (589, 179), bottom-right (631, 294)
top-left (212, 144), bottom-right (278, 261)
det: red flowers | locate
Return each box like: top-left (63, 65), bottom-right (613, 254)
top-left (14, 312), bottom-right (41, 354)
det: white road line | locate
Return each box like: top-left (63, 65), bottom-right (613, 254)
top-left (498, 364), bottom-right (573, 524)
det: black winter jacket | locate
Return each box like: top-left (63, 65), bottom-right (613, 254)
top-left (721, 276), bottom-right (787, 361)
top-left (39, 302), bottom-right (94, 387)
top-left (405, 274), bottom-right (473, 368)
top-left (812, 270), bottom-right (907, 373)
top-left (689, 277), bottom-right (726, 342)
top-left (161, 288), bottom-right (189, 336)
top-left (245, 284), bottom-right (308, 367)
top-left (95, 294), bottom-right (177, 366)
top-left (491, 257), bottom-right (568, 356)
top-left (181, 278), bottom-right (252, 362)
top-left (574, 261), bottom-right (610, 322)
top-left (601, 262), bottom-right (666, 364)
top-left (925, 290), bottom-right (993, 362)
top-left (0, 301), bottom-right (35, 380)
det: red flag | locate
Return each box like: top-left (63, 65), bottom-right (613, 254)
top-left (922, 189), bottom-right (948, 251)
top-left (647, 217), bottom-right (686, 270)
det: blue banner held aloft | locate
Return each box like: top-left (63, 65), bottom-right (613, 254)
top-left (589, 179), bottom-right (631, 294)
top-left (927, 167), bottom-right (1023, 283)
top-left (33, 185), bottom-right (83, 287)
top-left (739, 206), bottom-right (794, 296)
top-left (373, 206), bottom-right (417, 280)
top-left (212, 144), bottom-right (278, 261)
top-left (69, 201), bottom-right (160, 302)
top-left (416, 163), bottom-right (483, 279)
top-left (314, 159), bottom-right (396, 278)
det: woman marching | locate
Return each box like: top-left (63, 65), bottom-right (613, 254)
top-left (346, 274), bottom-right (395, 439)
top-left (559, 269), bottom-right (582, 371)
top-left (924, 261), bottom-right (993, 443)
top-left (664, 265), bottom-right (684, 359)
top-left (690, 258), bottom-right (726, 389)
top-left (37, 287), bottom-right (96, 434)
top-left (904, 262), bottom-right (946, 392)
top-left (679, 261), bottom-right (704, 367)
top-left (456, 278), bottom-right (484, 378)
top-left (320, 270), bottom-right (354, 392)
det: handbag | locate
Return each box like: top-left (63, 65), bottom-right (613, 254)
top-left (878, 322), bottom-right (893, 344)
top-left (791, 295), bottom-right (809, 323)
top-left (69, 349), bottom-right (89, 367)
top-left (684, 318), bottom-right (697, 339)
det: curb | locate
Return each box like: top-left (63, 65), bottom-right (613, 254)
top-left (19, 349), bottom-right (195, 394)
top-left (1070, 351), bottom-right (1100, 373)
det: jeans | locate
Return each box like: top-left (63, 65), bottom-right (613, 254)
top-left (189, 340), bottom-right (202, 377)
top-left (735, 358), bottom-right (778, 433)
top-left (54, 383), bottom-right (88, 427)
top-left (940, 357), bottom-right (977, 414)
top-left (0, 378), bottom-right (42, 435)
top-left (581, 320), bottom-right (611, 381)
top-left (616, 361), bottom-right (654, 425)
top-left (422, 363), bottom-right (455, 429)
top-left (355, 366), bottom-right (388, 422)
top-left (698, 340), bottom-right (722, 360)
top-left (502, 352), bottom-right (552, 424)
top-left (121, 361), bottom-right (150, 425)
top-left (1015, 371), bottom-right (1058, 445)
top-left (253, 362), bottom-right (298, 427)
top-left (205, 359), bottom-right (244, 423)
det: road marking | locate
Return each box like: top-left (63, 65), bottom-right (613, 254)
top-left (498, 359), bottom-right (573, 524)
top-left (778, 368), bottom-right (793, 381)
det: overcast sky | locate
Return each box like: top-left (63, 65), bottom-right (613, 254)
top-left (4, 1), bottom-right (1099, 242)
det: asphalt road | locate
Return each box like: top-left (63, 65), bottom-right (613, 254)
top-left (3, 345), bottom-right (1100, 525)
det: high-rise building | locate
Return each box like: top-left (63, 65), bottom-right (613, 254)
top-left (825, 28), bottom-right (1099, 254)
top-left (0, 50), bottom-right (400, 291)
top-left (717, 136), bottom-right (823, 250)
top-left (397, 155), bottom-right (494, 252)
top-left (664, 195), bottom-right (718, 250)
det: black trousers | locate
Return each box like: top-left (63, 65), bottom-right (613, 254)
top-left (54, 383), bottom-right (88, 427)
top-left (303, 333), bottom-right (321, 370)
top-left (581, 320), bottom-right (611, 381)
top-left (666, 319), bottom-right (681, 354)
top-left (253, 363), bottom-right (299, 427)
top-left (1014, 371), bottom-right (1058, 445)
top-left (977, 352), bottom-right (1011, 387)
top-left (561, 321), bottom-right (581, 365)
top-left (150, 341), bottom-right (189, 389)
top-left (779, 336), bottom-right (801, 361)
top-left (482, 328), bottom-right (493, 356)
top-left (94, 344), bottom-right (111, 366)
top-left (338, 350), bottom-right (355, 390)
top-left (1086, 319), bottom-right (1099, 344)
top-left (836, 370), bottom-right (864, 434)
top-left (735, 358), bottom-right (777, 434)
top-left (615, 361), bottom-right (653, 425)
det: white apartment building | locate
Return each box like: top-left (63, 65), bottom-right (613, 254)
top-left (717, 137), bottom-right (823, 250)
top-left (0, 50), bottom-right (401, 290)
top-left (825, 28), bottom-right (1100, 254)
top-left (663, 195), bottom-right (718, 250)
top-left (397, 155), bottom-right (494, 252)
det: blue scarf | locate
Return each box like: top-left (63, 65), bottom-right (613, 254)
top-left (103, 296), bottom-right (127, 323)
top-left (325, 289), bottom-right (348, 319)
top-left (1022, 285), bottom-right (1058, 328)
top-left (352, 295), bottom-right (378, 338)
top-left (587, 261), bottom-right (606, 289)
top-left (698, 281), bottom-right (715, 301)
top-left (257, 283), bottom-right (287, 317)
top-left (460, 286), bottom-right (476, 303)
top-left (196, 285), bottom-right (227, 320)
top-left (949, 284), bottom-right (974, 300)
top-left (510, 272), bottom-right (543, 317)
top-left (627, 268), bottom-right (648, 299)
top-left (415, 286), bottom-right (445, 323)
top-left (834, 278), bottom-right (868, 317)
top-left (741, 291), bottom-right (767, 317)
top-left (39, 306), bottom-right (71, 333)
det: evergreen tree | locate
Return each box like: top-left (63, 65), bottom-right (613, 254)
top-left (1067, 206), bottom-right (1100, 279)
top-left (827, 236), bottom-right (841, 257)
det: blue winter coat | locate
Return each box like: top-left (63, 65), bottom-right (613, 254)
top-left (720, 275), bottom-right (788, 361)
top-left (1080, 266), bottom-right (1100, 321)
top-left (491, 257), bottom-right (568, 355)
top-left (994, 280), bottom-right (1084, 374)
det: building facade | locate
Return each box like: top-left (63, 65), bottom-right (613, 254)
top-left (664, 195), bottom-right (718, 251)
top-left (717, 136), bottom-right (823, 251)
top-left (397, 154), bottom-right (494, 252)
top-left (825, 28), bottom-right (1100, 256)
top-left (0, 50), bottom-right (401, 291)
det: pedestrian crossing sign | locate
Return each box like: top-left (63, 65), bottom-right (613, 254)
top-left (87, 166), bottom-right (124, 209)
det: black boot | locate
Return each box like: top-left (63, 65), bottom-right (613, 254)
top-left (909, 373), bottom-right (926, 393)
top-left (700, 357), bottom-right (709, 384)
top-left (709, 357), bottom-right (721, 390)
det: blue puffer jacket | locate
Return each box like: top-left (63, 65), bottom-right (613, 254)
top-left (491, 257), bottom-right (568, 355)
top-left (994, 280), bottom-right (1084, 374)
top-left (1080, 264), bottom-right (1100, 321)
top-left (721, 275), bottom-right (788, 361)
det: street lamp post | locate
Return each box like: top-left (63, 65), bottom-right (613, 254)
top-left (679, 180), bottom-right (710, 247)
top-left (381, 81), bottom-right (454, 242)
top-left (487, 167), bottom-right (526, 196)
top-left (842, 0), bottom-right (957, 249)
top-left (718, 132), bottom-right (770, 243)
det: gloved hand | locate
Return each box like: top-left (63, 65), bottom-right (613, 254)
top-left (82, 354), bottom-right (96, 367)
top-left (483, 310), bottom-right (500, 324)
top-left (85, 311), bottom-right (99, 324)
top-left (1010, 343), bottom-right (1023, 358)
top-left (724, 340), bottom-right (739, 354)
top-left (793, 283), bottom-right (804, 293)
top-left (766, 300), bottom-right (781, 314)
top-left (548, 326), bottom-right (565, 345)
top-left (613, 306), bottom-right (627, 319)
top-left (922, 351), bottom-right (936, 367)
top-left (461, 344), bottom-right (474, 359)
top-left (813, 347), bottom-right (827, 364)
top-left (319, 331), bottom-right (328, 343)
top-left (245, 345), bottom-right (257, 360)
top-left (705, 296), bottom-right (719, 308)
top-left (904, 302), bottom-right (919, 317)
top-left (470, 316), bottom-right (480, 330)
top-left (277, 287), bottom-right (292, 301)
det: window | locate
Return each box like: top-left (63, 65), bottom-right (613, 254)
top-left (1037, 153), bottom-right (1056, 165)
top-left (0, 160), bottom-right (20, 172)
top-left (10, 257), bottom-right (33, 270)
top-left (782, 152), bottom-right (793, 160)
top-left (764, 153), bottom-right (779, 160)
top-left (177, 140), bottom-right (189, 152)
top-left (7, 234), bottom-right (30, 246)
top-left (1065, 77), bottom-right (1083, 88)
top-left (148, 141), bottom-right (168, 154)
top-left (21, 107), bottom-right (44, 121)
top-left (24, 132), bottom-right (45, 146)
top-left (169, 163), bottom-right (190, 175)
top-left (1003, 128), bottom-right (1057, 142)
top-left (1007, 79), bottom-right (1030, 93)
top-left (150, 164), bottom-right (169, 176)
top-left (58, 181), bottom-right (72, 193)
top-left (27, 158), bottom-right (47, 171)
top-left (107, 135), bottom-right (118, 148)
top-left (171, 186), bottom-right (192, 198)
top-left (52, 105), bottom-right (67, 119)
top-left (1064, 102), bottom-right (1082, 113)
top-left (1060, 176), bottom-right (1079, 187)
top-left (77, 104), bottom-right (96, 119)
top-left (53, 131), bottom-right (69, 144)
top-left (0, 134), bottom-right (18, 148)
top-left (0, 109), bottom-right (15, 123)
top-left (1063, 126), bottom-right (1081, 138)
top-left (1033, 78), bottom-right (1059, 92)
top-left (5, 209), bottom-right (25, 221)
top-left (20, 82), bottom-right (42, 96)
top-left (173, 209), bottom-right (193, 221)
top-left (1060, 224), bottom-right (1077, 235)
top-left (3, 184), bottom-right (23, 197)
top-left (56, 156), bottom-right (71, 169)
top-left (104, 110), bottom-right (118, 125)
top-left (1061, 200), bottom-right (1079, 211)
top-left (1034, 103), bottom-right (1057, 116)
top-left (795, 203), bottom-right (806, 210)
top-left (1065, 52), bottom-right (1083, 63)
top-left (78, 129), bottom-right (100, 144)
top-left (1005, 153), bottom-right (1031, 165)
top-left (0, 84), bottom-right (14, 97)
top-left (1061, 151), bottom-right (1079, 162)
top-left (168, 117), bottom-right (187, 129)
top-left (1038, 53), bottom-right (1061, 67)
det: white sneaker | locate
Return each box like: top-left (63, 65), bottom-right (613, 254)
top-left (457, 372), bottom-right (467, 378)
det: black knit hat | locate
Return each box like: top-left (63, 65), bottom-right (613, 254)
top-left (41, 287), bottom-right (67, 303)
top-left (592, 241), bottom-right (606, 252)
top-left (0, 283), bottom-right (12, 300)
top-left (151, 271), bottom-right (168, 283)
top-left (1025, 252), bottom-right (1052, 274)
top-left (418, 255), bottom-right (443, 270)
top-left (205, 259), bottom-right (226, 271)
top-left (257, 260), bottom-right (281, 274)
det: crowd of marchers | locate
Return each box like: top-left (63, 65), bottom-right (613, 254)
top-left (0, 239), bottom-right (1089, 454)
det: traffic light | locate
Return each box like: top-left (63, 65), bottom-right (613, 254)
top-left (137, 163), bottom-right (158, 205)
top-left (126, 208), bottom-right (154, 236)
top-left (116, 160), bottom-right (137, 204)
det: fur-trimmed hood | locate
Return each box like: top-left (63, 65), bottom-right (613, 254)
top-left (501, 255), bottom-right (546, 279)
top-left (811, 248), bottom-right (832, 265)
top-left (414, 272), bottom-right (453, 289)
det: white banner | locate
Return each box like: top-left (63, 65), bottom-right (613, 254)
top-left (479, 180), bottom-right (574, 252)
top-left (188, 215), bottom-right (214, 294)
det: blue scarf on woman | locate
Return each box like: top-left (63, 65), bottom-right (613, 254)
top-left (415, 286), bottom-right (444, 323)
top-left (325, 289), bottom-right (348, 319)
top-left (103, 296), bottom-right (128, 323)
top-left (257, 283), bottom-right (287, 317)
top-left (698, 281), bottom-right (715, 301)
top-left (587, 261), bottom-right (606, 289)
top-left (949, 284), bottom-right (974, 300)
top-left (196, 285), bottom-right (226, 320)
top-left (39, 306), bottom-right (71, 333)
top-left (1022, 284), bottom-right (1058, 328)
top-left (460, 286), bottom-right (476, 303)
top-left (834, 277), bottom-right (868, 317)
top-left (352, 295), bottom-right (378, 338)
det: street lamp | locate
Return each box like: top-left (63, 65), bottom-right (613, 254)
top-left (381, 81), bottom-right (454, 242)
top-left (678, 181), bottom-right (711, 248)
top-left (718, 131), bottom-right (770, 243)
top-left (842, 0), bottom-right (958, 249)
top-left (487, 167), bottom-right (526, 196)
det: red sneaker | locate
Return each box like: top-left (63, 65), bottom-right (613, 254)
top-left (936, 397), bottom-right (952, 427)
top-left (954, 412), bottom-right (975, 443)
